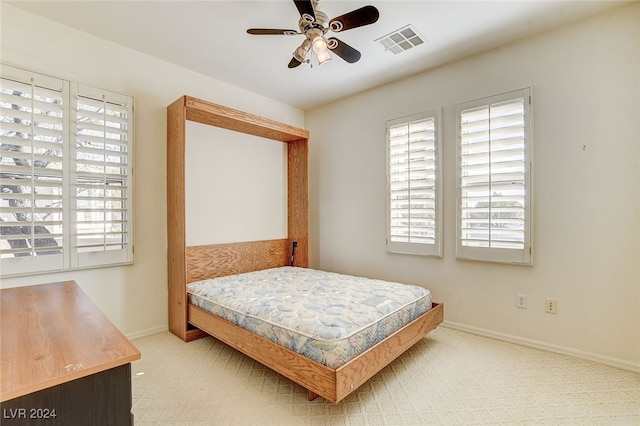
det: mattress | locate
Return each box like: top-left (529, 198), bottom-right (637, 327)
top-left (187, 267), bottom-right (432, 369)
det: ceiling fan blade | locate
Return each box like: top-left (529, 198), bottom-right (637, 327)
top-left (329, 5), bottom-right (379, 32)
top-left (288, 57), bottom-right (302, 68)
top-left (327, 38), bottom-right (361, 63)
top-left (247, 28), bottom-right (299, 35)
top-left (293, 0), bottom-right (315, 22)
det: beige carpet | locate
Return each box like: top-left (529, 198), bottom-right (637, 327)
top-left (131, 327), bottom-right (639, 425)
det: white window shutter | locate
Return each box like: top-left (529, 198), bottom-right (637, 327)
top-left (387, 110), bottom-right (441, 257)
top-left (456, 88), bottom-right (533, 265)
top-left (71, 84), bottom-right (134, 268)
top-left (0, 68), bottom-right (67, 275)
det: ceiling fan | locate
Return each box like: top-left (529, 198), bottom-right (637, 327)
top-left (247, 0), bottom-right (380, 68)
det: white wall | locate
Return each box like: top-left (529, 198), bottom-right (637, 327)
top-left (185, 121), bottom-right (288, 246)
top-left (0, 4), bottom-right (304, 338)
top-left (306, 3), bottom-right (640, 371)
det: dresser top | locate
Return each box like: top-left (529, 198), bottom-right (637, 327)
top-left (1, 281), bottom-right (141, 402)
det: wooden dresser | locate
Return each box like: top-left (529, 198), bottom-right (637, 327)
top-left (0, 281), bottom-right (141, 425)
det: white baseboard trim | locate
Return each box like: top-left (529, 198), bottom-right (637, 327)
top-left (126, 324), bottom-right (168, 341)
top-left (442, 320), bottom-right (640, 374)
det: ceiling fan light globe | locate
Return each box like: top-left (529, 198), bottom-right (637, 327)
top-left (293, 38), bottom-right (311, 63)
top-left (317, 50), bottom-right (332, 65)
top-left (293, 51), bottom-right (305, 63)
top-left (311, 34), bottom-right (328, 55)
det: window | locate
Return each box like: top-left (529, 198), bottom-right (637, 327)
top-left (386, 110), bottom-right (442, 256)
top-left (456, 88), bottom-right (533, 265)
top-left (0, 65), bottom-right (134, 276)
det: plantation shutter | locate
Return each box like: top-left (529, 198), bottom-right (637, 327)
top-left (71, 84), bottom-right (133, 268)
top-left (456, 88), bottom-right (533, 265)
top-left (1, 64), bottom-right (134, 277)
top-left (0, 70), bottom-right (67, 274)
top-left (387, 110), bottom-right (441, 256)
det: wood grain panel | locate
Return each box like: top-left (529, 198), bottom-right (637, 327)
top-left (167, 97), bottom-right (188, 340)
top-left (184, 96), bottom-right (309, 143)
top-left (288, 139), bottom-right (309, 267)
top-left (0, 282), bottom-right (140, 402)
top-left (186, 239), bottom-right (290, 283)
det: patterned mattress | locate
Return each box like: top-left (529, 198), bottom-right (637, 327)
top-left (187, 267), bottom-right (432, 369)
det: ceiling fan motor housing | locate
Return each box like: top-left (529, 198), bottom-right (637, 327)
top-left (298, 9), bottom-right (328, 34)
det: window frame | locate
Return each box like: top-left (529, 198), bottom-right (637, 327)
top-left (386, 109), bottom-right (442, 257)
top-left (455, 87), bottom-right (533, 265)
top-left (0, 64), bottom-right (134, 277)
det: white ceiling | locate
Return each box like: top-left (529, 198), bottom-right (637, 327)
top-left (7, 0), bottom-right (627, 110)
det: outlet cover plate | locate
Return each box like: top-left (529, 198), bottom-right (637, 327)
top-left (517, 293), bottom-right (527, 309)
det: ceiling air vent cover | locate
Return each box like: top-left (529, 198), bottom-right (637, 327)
top-left (375, 24), bottom-right (425, 54)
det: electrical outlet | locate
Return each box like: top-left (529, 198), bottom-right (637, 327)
top-left (517, 293), bottom-right (527, 309)
top-left (545, 298), bottom-right (558, 314)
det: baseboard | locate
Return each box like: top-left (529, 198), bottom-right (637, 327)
top-left (125, 324), bottom-right (168, 341)
top-left (442, 320), bottom-right (640, 374)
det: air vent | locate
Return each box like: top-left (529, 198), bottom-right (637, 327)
top-left (375, 24), bottom-right (425, 54)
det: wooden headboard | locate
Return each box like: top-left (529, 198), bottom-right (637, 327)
top-left (185, 239), bottom-right (290, 283)
top-left (167, 96), bottom-right (309, 341)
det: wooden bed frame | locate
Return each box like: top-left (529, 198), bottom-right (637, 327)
top-left (167, 95), bottom-right (443, 403)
